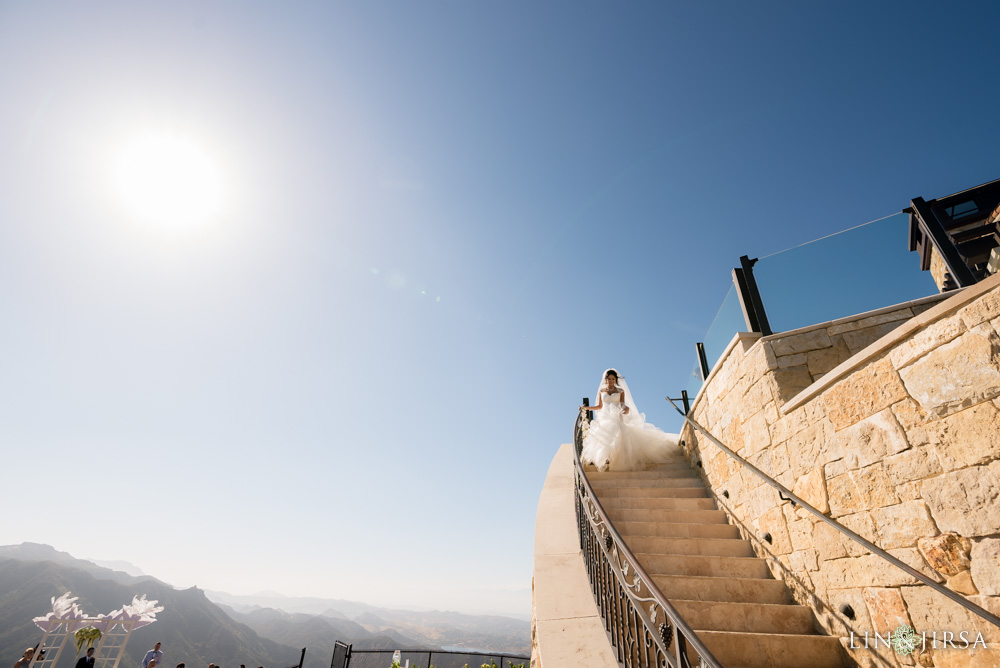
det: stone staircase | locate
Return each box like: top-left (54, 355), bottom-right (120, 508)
top-left (585, 454), bottom-right (847, 668)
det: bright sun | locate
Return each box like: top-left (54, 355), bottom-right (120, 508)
top-left (111, 133), bottom-right (224, 227)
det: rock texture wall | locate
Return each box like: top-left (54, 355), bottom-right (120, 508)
top-left (680, 275), bottom-right (1000, 668)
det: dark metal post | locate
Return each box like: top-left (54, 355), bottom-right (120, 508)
top-left (583, 396), bottom-right (591, 421)
top-left (910, 197), bottom-right (978, 288)
top-left (696, 343), bottom-right (710, 380)
top-left (739, 255), bottom-right (772, 335)
top-left (681, 390), bottom-right (690, 415)
top-left (297, 648), bottom-right (306, 668)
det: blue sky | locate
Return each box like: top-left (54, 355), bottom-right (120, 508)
top-left (2, 2), bottom-right (998, 618)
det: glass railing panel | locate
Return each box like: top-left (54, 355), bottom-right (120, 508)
top-left (753, 212), bottom-right (939, 333)
top-left (701, 284), bottom-right (747, 370)
top-left (686, 360), bottom-right (703, 400)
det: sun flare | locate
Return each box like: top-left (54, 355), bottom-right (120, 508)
top-left (111, 133), bottom-right (224, 227)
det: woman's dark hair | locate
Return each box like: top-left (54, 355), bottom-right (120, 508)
top-left (604, 369), bottom-right (620, 379)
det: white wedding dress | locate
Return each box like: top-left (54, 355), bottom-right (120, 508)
top-left (581, 389), bottom-right (680, 472)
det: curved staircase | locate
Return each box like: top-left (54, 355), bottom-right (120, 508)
top-left (584, 454), bottom-right (847, 668)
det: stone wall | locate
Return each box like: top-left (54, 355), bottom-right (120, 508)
top-left (680, 274), bottom-right (1000, 668)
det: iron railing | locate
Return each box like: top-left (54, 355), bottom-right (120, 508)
top-left (572, 410), bottom-right (722, 668)
top-left (330, 643), bottom-right (529, 668)
top-left (666, 398), bottom-right (1000, 631)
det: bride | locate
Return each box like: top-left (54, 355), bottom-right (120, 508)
top-left (579, 369), bottom-right (680, 472)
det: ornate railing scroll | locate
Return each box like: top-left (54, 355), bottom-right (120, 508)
top-left (667, 398), bottom-right (1000, 631)
top-left (573, 409), bottom-right (722, 668)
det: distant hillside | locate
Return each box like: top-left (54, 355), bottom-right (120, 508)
top-left (0, 559), bottom-right (300, 668)
top-left (0, 544), bottom-right (156, 587)
top-left (206, 592), bottom-right (531, 654)
top-left (224, 607), bottom-right (424, 668)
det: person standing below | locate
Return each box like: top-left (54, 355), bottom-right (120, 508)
top-left (75, 648), bottom-right (95, 668)
top-left (13, 647), bottom-right (35, 668)
top-left (141, 644), bottom-right (162, 668)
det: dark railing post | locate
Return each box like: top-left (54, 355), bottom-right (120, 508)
top-left (909, 196), bottom-right (978, 288)
top-left (297, 648), bottom-right (306, 668)
top-left (733, 255), bottom-right (772, 336)
top-left (583, 396), bottom-right (591, 421)
top-left (681, 390), bottom-right (690, 415)
top-left (696, 342), bottom-right (710, 380)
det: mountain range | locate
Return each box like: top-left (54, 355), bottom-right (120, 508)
top-left (0, 544), bottom-right (529, 668)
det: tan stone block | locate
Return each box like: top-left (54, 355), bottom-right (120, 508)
top-left (814, 520), bottom-right (850, 561)
top-left (901, 585), bottom-right (1000, 646)
top-left (970, 538), bottom-right (1000, 596)
top-left (807, 336), bottom-right (852, 377)
top-left (742, 408), bottom-right (771, 457)
top-left (771, 365), bottom-right (815, 406)
top-left (920, 463), bottom-right (1000, 536)
top-left (742, 338), bottom-right (777, 376)
top-left (840, 512), bottom-right (879, 557)
top-left (899, 328), bottom-right (1000, 418)
top-left (742, 378), bottom-right (774, 418)
top-left (969, 594), bottom-right (1000, 641)
top-left (771, 441), bottom-right (790, 476)
top-left (844, 321), bottom-right (910, 355)
top-left (895, 481), bottom-right (924, 502)
top-left (889, 312), bottom-right (966, 370)
top-left (722, 414), bottom-right (745, 457)
top-left (892, 398), bottom-right (932, 429)
top-left (885, 446), bottom-right (943, 488)
top-left (827, 464), bottom-right (900, 517)
top-left (757, 504), bottom-right (792, 555)
top-left (762, 401), bottom-right (779, 426)
top-left (830, 309), bottom-right (914, 336)
top-left (792, 467), bottom-right (830, 514)
top-left (930, 646), bottom-right (1000, 668)
top-left (947, 570), bottom-right (979, 596)
top-left (786, 514), bottom-right (814, 552)
top-left (872, 501), bottom-right (938, 550)
top-left (821, 551), bottom-right (925, 589)
top-left (777, 352), bottom-right (808, 368)
top-left (825, 357), bottom-right (909, 430)
top-left (927, 402), bottom-right (1000, 472)
top-left (862, 587), bottom-right (913, 631)
top-left (836, 408), bottom-right (911, 471)
top-left (788, 418), bottom-right (836, 479)
top-left (891, 399), bottom-right (931, 447)
top-left (959, 285), bottom-right (1000, 329)
top-left (916, 532), bottom-right (973, 577)
top-left (772, 328), bottom-right (833, 356)
top-left (828, 587), bottom-right (876, 634)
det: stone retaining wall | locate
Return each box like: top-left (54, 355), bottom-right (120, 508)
top-left (680, 274), bottom-right (1000, 668)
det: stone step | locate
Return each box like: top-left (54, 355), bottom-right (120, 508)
top-left (600, 496), bottom-right (718, 511)
top-left (587, 466), bottom-right (700, 484)
top-left (593, 486), bottom-right (709, 499)
top-left (652, 574), bottom-right (789, 605)
top-left (590, 478), bottom-right (704, 489)
top-left (583, 457), bottom-right (694, 477)
top-left (627, 536), bottom-right (755, 558)
top-left (616, 521), bottom-right (740, 540)
top-left (606, 507), bottom-right (728, 525)
top-left (673, 600), bottom-right (816, 634)
top-left (694, 630), bottom-right (845, 668)
top-left (586, 465), bottom-right (695, 478)
top-left (639, 554), bottom-right (772, 579)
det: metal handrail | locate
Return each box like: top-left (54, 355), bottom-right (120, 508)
top-left (339, 646), bottom-right (530, 667)
top-left (667, 398), bottom-right (1000, 630)
top-left (572, 410), bottom-right (723, 668)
